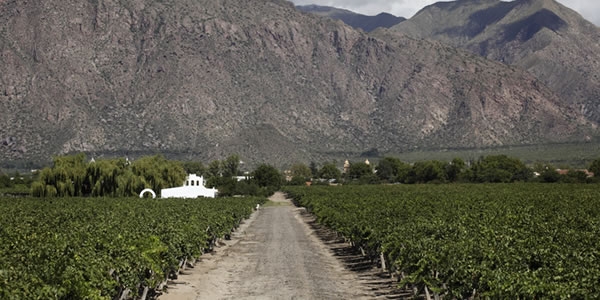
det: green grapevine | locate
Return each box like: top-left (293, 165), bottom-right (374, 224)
top-left (285, 184), bottom-right (600, 299)
top-left (0, 196), bottom-right (265, 299)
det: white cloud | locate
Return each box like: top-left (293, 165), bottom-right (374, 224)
top-left (290, 0), bottom-right (600, 25)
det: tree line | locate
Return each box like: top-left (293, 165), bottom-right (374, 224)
top-left (29, 153), bottom-right (284, 198)
top-left (181, 154), bottom-right (282, 197)
top-left (286, 155), bottom-right (600, 185)
top-left (0, 169), bottom-right (34, 196)
top-left (31, 154), bottom-right (187, 197)
top-left (0, 170), bottom-right (32, 187)
top-left (16, 153), bottom-right (600, 198)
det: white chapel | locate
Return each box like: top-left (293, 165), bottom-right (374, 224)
top-left (161, 174), bottom-right (218, 198)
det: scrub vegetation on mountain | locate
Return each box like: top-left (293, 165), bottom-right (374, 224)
top-left (0, 0), bottom-right (595, 167)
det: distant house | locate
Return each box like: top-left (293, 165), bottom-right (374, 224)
top-left (343, 160), bottom-right (350, 174)
top-left (284, 170), bottom-right (293, 182)
top-left (233, 175), bottom-right (252, 182)
top-left (161, 174), bottom-right (218, 198)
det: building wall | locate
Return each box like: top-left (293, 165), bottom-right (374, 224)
top-left (161, 186), bottom-right (217, 198)
top-left (160, 174), bottom-right (217, 198)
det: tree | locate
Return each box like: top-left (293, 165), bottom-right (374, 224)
top-left (564, 170), bottom-right (588, 183)
top-left (376, 157), bottom-right (410, 183)
top-left (182, 161), bottom-right (206, 176)
top-left (309, 162), bottom-right (319, 178)
top-left (32, 154), bottom-right (185, 197)
top-left (540, 167), bottom-right (561, 183)
top-left (590, 159), bottom-right (600, 177)
top-left (233, 180), bottom-right (260, 196)
top-left (130, 155), bottom-right (186, 193)
top-left (532, 162), bottom-right (547, 174)
top-left (52, 153), bottom-right (87, 196)
top-left (222, 154), bottom-right (240, 177)
top-left (410, 161), bottom-right (447, 183)
top-left (348, 162), bottom-right (373, 180)
top-left (470, 155), bottom-right (532, 183)
top-left (288, 176), bottom-right (308, 186)
top-left (206, 160), bottom-right (222, 187)
top-left (31, 181), bottom-right (45, 197)
top-left (319, 163), bottom-right (341, 181)
top-left (290, 163), bottom-right (312, 179)
top-left (0, 171), bottom-right (12, 188)
top-left (445, 158), bottom-right (466, 182)
top-left (212, 176), bottom-right (237, 197)
top-left (376, 157), bottom-right (398, 182)
top-left (288, 163), bottom-right (312, 185)
top-left (252, 164), bottom-right (283, 189)
top-left (207, 160), bottom-right (222, 178)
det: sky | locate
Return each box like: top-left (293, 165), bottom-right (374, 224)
top-left (290, 0), bottom-right (600, 26)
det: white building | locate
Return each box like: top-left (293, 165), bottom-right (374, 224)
top-left (161, 174), bottom-right (218, 198)
top-left (233, 175), bottom-right (252, 182)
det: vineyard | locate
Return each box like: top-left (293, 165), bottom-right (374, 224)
top-left (0, 196), bottom-right (265, 299)
top-left (284, 184), bottom-right (600, 299)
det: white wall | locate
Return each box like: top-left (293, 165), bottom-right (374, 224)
top-left (161, 186), bottom-right (217, 198)
top-left (160, 174), bottom-right (218, 198)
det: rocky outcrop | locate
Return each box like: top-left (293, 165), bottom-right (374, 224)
top-left (393, 0), bottom-right (600, 123)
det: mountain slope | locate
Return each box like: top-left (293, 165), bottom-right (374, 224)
top-left (393, 0), bottom-right (600, 123)
top-left (0, 0), bottom-right (594, 165)
top-left (296, 4), bottom-right (405, 32)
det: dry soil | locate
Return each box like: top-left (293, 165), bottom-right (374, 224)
top-left (158, 192), bottom-right (384, 300)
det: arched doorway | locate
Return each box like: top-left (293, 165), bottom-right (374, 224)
top-left (139, 188), bottom-right (157, 199)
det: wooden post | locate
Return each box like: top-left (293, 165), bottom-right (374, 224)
top-left (118, 289), bottom-right (130, 300)
top-left (140, 286), bottom-right (149, 300)
top-left (425, 286), bottom-right (432, 300)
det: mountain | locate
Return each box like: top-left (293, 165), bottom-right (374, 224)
top-left (296, 4), bottom-right (405, 32)
top-left (0, 0), bottom-right (595, 166)
top-left (392, 0), bottom-right (600, 124)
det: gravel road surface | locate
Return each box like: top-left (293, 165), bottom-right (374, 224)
top-left (159, 192), bottom-right (379, 300)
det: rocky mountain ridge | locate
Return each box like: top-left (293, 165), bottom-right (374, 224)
top-left (393, 0), bottom-right (600, 123)
top-left (0, 0), bottom-right (595, 166)
top-left (296, 4), bottom-right (405, 32)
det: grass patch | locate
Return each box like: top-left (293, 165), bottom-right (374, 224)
top-left (262, 200), bottom-right (291, 207)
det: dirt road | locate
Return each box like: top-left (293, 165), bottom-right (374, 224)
top-left (159, 192), bottom-right (380, 299)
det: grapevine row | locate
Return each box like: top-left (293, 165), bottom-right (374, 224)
top-left (285, 184), bottom-right (600, 299)
top-left (0, 196), bottom-right (265, 299)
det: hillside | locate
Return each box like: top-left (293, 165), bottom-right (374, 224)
top-left (296, 4), bottom-right (405, 32)
top-left (0, 0), bottom-right (595, 166)
top-left (393, 0), bottom-right (600, 123)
